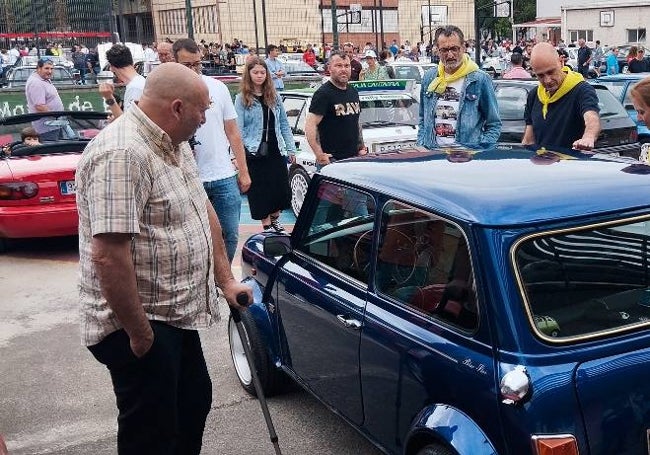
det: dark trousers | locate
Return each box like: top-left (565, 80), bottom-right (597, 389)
top-left (88, 322), bottom-right (212, 455)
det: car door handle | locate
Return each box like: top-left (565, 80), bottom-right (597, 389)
top-left (336, 315), bottom-right (362, 330)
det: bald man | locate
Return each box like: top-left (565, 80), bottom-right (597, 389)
top-left (157, 41), bottom-right (174, 63)
top-left (522, 42), bottom-right (600, 151)
top-left (76, 62), bottom-right (251, 454)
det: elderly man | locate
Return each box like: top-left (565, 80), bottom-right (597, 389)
top-left (417, 25), bottom-right (501, 148)
top-left (25, 57), bottom-right (64, 141)
top-left (76, 63), bottom-right (251, 454)
top-left (156, 41), bottom-right (174, 63)
top-left (522, 42), bottom-right (600, 151)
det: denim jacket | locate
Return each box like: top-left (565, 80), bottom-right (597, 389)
top-left (234, 92), bottom-right (297, 156)
top-left (417, 66), bottom-right (502, 148)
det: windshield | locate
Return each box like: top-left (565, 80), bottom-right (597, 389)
top-left (0, 114), bottom-right (108, 147)
top-left (514, 217), bottom-right (650, 342)
top-left (594, 86), bottom-right (629, 118)
top-left (285, 61), bottom-right (319, 74)
top-left (359, 97), bottom-right (419, 126)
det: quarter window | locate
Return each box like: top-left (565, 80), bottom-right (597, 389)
top-left (282, 97), bottom-right (306, 133)
top-left (374, 200), bottom-right (478, 330)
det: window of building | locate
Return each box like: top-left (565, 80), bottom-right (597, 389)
top-left (627, 28), bottom-right (647, 43)
top-left (568, 30), bottom-right (593, 42)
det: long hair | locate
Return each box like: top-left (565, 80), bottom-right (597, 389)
top-left (239, 57), bottom-right (277, 108)
top-left (631, 77), bottom-right (650, 108)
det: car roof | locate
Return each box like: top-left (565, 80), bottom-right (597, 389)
top-left (596, 73), bottom-right (650, 81)
top-left (283, 79), bottom-right (417, 100)
top-left (320, 146), bottom-right (650, 226)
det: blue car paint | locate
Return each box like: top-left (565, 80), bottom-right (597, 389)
top-left (596, 73), bottom-right (650, 141)
top-left (239, 147), bottom-right (650, 455)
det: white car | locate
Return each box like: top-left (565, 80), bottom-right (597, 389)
top-left (282, 79), bottom-right (419, 216)
top-left (386, 61), bottom-right (436, 101)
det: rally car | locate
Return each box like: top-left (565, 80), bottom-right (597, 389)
top-left (281, 79), bottom-right (419, 216)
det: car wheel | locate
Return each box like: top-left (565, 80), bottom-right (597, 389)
top-left (289, 166), bottom-right (311, 218)
top-left (228, 310), bottom-right (286, 397)
top-left (416, 444), bottom-right (456, 455)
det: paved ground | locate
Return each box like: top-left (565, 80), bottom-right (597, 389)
top-left (0, 205), bottom-right (382, 455)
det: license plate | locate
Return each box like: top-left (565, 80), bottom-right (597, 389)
top-left (59, 180), bottom-right (76, 195)
top-left (372, 141), bottom-right (418, 154)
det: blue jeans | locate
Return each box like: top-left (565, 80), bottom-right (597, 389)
top-left (203, 176), bottom-right (241, 263)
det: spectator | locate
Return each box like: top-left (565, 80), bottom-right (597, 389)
top-left (343, 42), bottom-right (362, 81)
top-left (305, 50), bottom-right (367, 167)
top-left (142, 42), bottom-right (157, 75)
top-left (224, 43), bottom-right (236, 71)
top-left (576, 39), bottom-right (592, 78)
top-left (156, 41), bottom-right (174, 63)
top-left (71, 44), bottom-right (88, 85)
top-left (417, 25), bottom-right (501, 148)
top-left (173, 39), bottom-right (251, 263)
top-left (630, 77), bottom-right (650, 163)
top-left (389, 39), bottom-right (399, 57)
top-left (235, 57), bottom-right (296, 232)
top-left (627, 46), bottom-right (638, 64)
top-left (557, 48), bottom-right (570, 67)
top-left (523, 42), bottom-right (600, 151)
top-left (20, 126), bottom-right (40, 146)
top-left (628, 48), bottom-right (650, 73)
top-left (592, 40), bottom-right (604, 76)
top-left (99, 44), bottom-right (146, 119)
top-left (265, 44), bottom-right (286, 91)
top-left (303, 44), bottom-right (317, 67)
top-left (25, 58), bottom-right (64, 141)
top-left (502, 53), bottom-right (532, 79)
top-left (359, 49), bottom-right (389, 80)
top-left (76, 62), bottom-right (251, 454)
top-left (606, 47), bottom-right (619, 75)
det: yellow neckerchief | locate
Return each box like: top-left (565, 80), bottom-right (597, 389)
top-left (427, 54), bottom-right (479, 95)
top-left (536, 67), bottom-right (583, 119)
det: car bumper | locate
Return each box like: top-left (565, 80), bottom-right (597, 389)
top-left (0, 203), bottom-right (78, 239)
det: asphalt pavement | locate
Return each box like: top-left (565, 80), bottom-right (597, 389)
top-left (0, 201), bottom-right (382, 455)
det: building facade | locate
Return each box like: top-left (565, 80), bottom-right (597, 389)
top-left (150, 0), bottom-right (475, 50)
top-left (562, 2), bottom-right (648, 47)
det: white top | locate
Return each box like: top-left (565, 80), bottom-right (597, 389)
top-left (124, 74), bottom-right (146, 112)
top-left (434, 78), bottom-right (464, 146)
top-left (193, 75), bottom-right (238, 182)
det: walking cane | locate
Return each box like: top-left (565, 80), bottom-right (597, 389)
top-left (230, 293), bottom-right (283, 455)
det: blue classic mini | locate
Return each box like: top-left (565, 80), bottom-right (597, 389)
top-left (229, 145), bottom-right (650, 455)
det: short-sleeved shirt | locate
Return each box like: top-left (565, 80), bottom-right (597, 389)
top-left (123, 74), bottom-right (146, 112)
top-left (577, 46), bottom-right (591, 66)
top-left (524, 81), bottom-right (599, 149)
top-left (25, 72), bottom-right (64, 134)
top-left (193, 75), bottom-right (238, 182)
top-left (76, 104), bottom-right (219, 346)
top-left (309, 81), bottom-right (361, 160)
top-left (265, 57), bottom-right (285, 90)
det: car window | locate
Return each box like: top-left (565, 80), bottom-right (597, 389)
top-left (284, 61), bottom-right (319, 75)
top-left (391, 65), bottom-right (422, 82)
top-left (296, 181), bottom-right (376, 284)
top-left (623, 82), bottom-right (637, 110)
top-left (595, 86), bottom-right (628, 118)
top-left (515, 218), bottom-right (650, 342)
top-left (359, 97), bottom-right (418, 126)
top-left (282, 96), bottom-right (306, 132)
top-left (375, 200), bottom-right (478, 330)
top-left (598, 81), bottom-right (626, 102)
top-left (494, 86), bottom-right (528, 120)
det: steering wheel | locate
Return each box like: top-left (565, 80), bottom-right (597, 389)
top-left (354, 228), bottom-right (416, 286)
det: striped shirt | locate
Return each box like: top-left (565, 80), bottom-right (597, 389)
top-left (76, 104), bottom-right (219, 346)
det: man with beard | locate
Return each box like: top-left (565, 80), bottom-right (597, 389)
top-left (305, 50), bottom-right (367, 167)
top-left (76, 62), bottom-right (252, 454)
top-left (417, 25), bottom-right (501, 148)
top-left (522, 42), bottom-right (600, 150)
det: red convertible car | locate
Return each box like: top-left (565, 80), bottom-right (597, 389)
top-left (0, 111), bottom-right (109, 252)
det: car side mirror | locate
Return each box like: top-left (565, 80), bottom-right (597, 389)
top-left (263, 234), bottom-right (292, 257)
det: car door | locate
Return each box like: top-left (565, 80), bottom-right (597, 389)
top-left (274, 179), bottom-right (376, 424)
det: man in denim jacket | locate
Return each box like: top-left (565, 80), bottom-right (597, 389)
top-left (417, 25), bottom-right (501, 149)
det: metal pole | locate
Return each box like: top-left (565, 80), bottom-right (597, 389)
top-left (185, 0), bottom-right (194, 40)
top-left (474, 0), bottom-right (481, 66)
top-left (252, 0), bottom-right (260, 56)
top-left (332, 0), bottom-right (339, 50)
top-left (427, 0), bottom-right (432, 45)
top-left (216, 2), bottom-right (224, 45)
top-left (261, 0), bottom-right (268, 53)
top-left (378, 0), bottom-right (384, 51)
top-left (108, 0), bottom-right (117, 44)
top-left (374, 0), bottom-right (379, 51)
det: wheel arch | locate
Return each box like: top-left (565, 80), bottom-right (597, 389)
top-left (404, 404), bottom-right (498, 455)
top-left (241, 276), bottom-right (282, 364)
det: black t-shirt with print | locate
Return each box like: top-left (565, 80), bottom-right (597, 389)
top-left (524, 81), bottom-right (599, 149)
top-left (309, 81), bottom-right (361, 160)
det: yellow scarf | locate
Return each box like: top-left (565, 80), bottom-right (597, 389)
top-left (427, 54), bottom-right (479, 95)
top-left (537, 67), bottom-right (584, 119)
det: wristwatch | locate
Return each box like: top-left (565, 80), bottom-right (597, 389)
top-left (105, 98), bottom-right (116, 106)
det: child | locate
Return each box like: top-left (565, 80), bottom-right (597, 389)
top-left (21, 127), bottom-right (41, 146)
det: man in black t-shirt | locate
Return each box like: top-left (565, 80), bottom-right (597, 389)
top-left (523, 42), bottom-right (600, 151)
top-left (305, 50), bottom-right (366, 167)
top-left (576, 39), bottom-right (592, 78)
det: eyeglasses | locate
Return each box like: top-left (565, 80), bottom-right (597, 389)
top-left (180, 61), bottom-right (202, 70)
top-left (438, 46), bottom-right (461, 55)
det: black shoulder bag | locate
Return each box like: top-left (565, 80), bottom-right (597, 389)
top-left (250, 105), bottom-right (269, 159)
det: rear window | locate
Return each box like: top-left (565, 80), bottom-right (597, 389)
top-left (391, 65), bottom-right (422, 82)
top-left (494, 86), bottom-right (528, 120)
top-left (598, 81), bottom-right (626, 102)
top-left (514, 217), bottom-right (650, 342)
top-left (359, 97), bottom-right (419, 126)
top-left (594, 86), bottom-right (628, 118)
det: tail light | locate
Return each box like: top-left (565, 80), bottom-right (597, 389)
top-left (531, 435), bottom-right (579, 455)
top-left (0, 182), bottom-right (39, 200)
top-left (630, 128), bottom-right (639, 142)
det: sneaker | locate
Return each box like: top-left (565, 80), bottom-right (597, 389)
top-left (270, 218), bottom-right (286, 233)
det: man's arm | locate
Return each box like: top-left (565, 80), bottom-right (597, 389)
top-left (357, 121), bottom-right (367, 155)
top-left (98, 82), bottom-right (124, 119)
top-left (521, 125), bottom-right (536, 145)
top-left (305, 112), bottom-right (331, 165)
top-left (92, 233), bottom-right (153, 357)
top-left (206, 201), bottom-right (252, 308)
top-left (223, 118), bottom-right (251, 193)
top-left (572, 110), bottom-right (600, 150)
